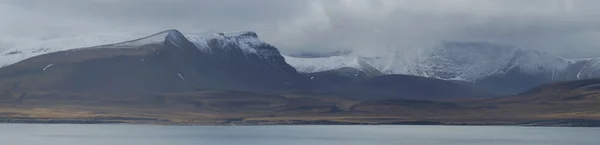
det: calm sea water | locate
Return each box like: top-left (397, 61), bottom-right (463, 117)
top-left (0, 124), bottom-right (599, 145)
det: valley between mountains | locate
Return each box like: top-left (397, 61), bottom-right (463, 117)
top-left (1, 30), bottom-right (600, 126)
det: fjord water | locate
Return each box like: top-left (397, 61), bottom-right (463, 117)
top-left (1, 124), bottom-right (599, 145)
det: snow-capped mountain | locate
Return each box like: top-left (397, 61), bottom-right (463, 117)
top-left (284, 42), bottom-right (600, 93)
top-left (0, 30), bottom-right (281, 68)
top-left (283, 56), bottom-right (365, 73)
top-left (0, 29), bottom-right (299, 94)
top-left (412, 42), bottom-right (573, 82)
top-left (0, 29), bottom-right (495, 101)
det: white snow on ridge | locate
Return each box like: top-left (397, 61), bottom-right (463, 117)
top-left (12, 33), bottom-right (150, 50)
top-left (411, 42), bottom-right (571, 82)
top-left (0, 32), bottom-right (156, 67)
top-left (514, 49), bottom-right (570, 73)
top-left (184, 31), bottom-right (265, 58)
top-left (419, 43), bottom-right (521, 81)
top-left (285, 42), bottom-right (592, 82)
top-left (283, 55), bottom-right (366, 73)
top-left (109, 31), bottom-right (172, 48)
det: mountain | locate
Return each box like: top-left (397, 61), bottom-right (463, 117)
top-left (0, 30), bottom-right (300, 100)
top-left (283, 56), bottom-right (383, 76)
top-left (0, 32), bottom-right (151, 67)
top-left (0, 30), bottom-right (494, 102)
top-left (285, 42), bottom-right (600, 94)
top-left (416, 42), bottom-right (600, 94)
top-left (1, 30), bottom-right (599, 125)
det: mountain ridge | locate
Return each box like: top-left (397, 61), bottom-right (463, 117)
top-left (285, 42), bottom-right (600, 94)
top-left (0, 29), bottom-right (279, 68)
top-left (0, 29), bottom-right (302, 98)
top-left (1, 30), bottom-right (600, 126)
top-left (0, 29), bottom-right (492, 101)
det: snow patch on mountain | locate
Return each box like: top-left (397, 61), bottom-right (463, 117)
top-left (283, 56), bottom-right (366, 73)
top-left (184, 31), bottom-right (266, 58)
top-left (286, 42), bottom-right (586, 82)
top-left (572, 58), bottom-right (600, 79)
top-left (413, 42), bottom-right (572, 82)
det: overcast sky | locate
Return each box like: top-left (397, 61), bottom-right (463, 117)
top-left (1, 0), bottom-right (600, 58)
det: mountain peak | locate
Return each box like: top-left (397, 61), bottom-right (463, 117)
top-left (238, 31), bottom-right (259, 38)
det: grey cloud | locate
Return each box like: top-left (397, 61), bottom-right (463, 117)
top-left (1, 0), bottom-right (600, 58)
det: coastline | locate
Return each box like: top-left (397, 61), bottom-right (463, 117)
top-left (2, 117), bottom-right (600, 127)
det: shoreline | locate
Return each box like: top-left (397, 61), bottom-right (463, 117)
top-left (2, 117), bottom-right (600, 127)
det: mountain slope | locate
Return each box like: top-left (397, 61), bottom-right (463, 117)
top-left (0, 30), bottom-right (496, 102)
top-left (314, 74), bottom-right (494, 100)
top-left (0, 30), bottom-right (300, 100)
top-left (487, 79), bottom-right (600, 104)
top-left (457, 79), bottom-right (600, 122)
top-left (285, 42), bottom-right (600, 94)
top-left (0, 33), bottom-right (153, 68)
top-left (283, 56), bottom-right (383, 76)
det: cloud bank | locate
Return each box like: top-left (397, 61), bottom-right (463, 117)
top-left (1, 0), bottom-right (600, 58)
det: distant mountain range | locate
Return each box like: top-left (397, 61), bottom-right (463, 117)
top-left (1, 30), bottom-right (600, 125)
top-left (0, 29), bottom-right (488, 101)
top-left (2, 30), bottom-right (600, 97)
top-left (285, 42), bottom-right (600, 94)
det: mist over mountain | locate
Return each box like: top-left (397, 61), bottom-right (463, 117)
top-left (285, 42), bottom-right (600, 94)
top-left (4, 28), bottom-right (600, 97)
top-left (1, 29), bottom-right (600, 126)
top-left (0, 30), bottom-right (493, 102)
